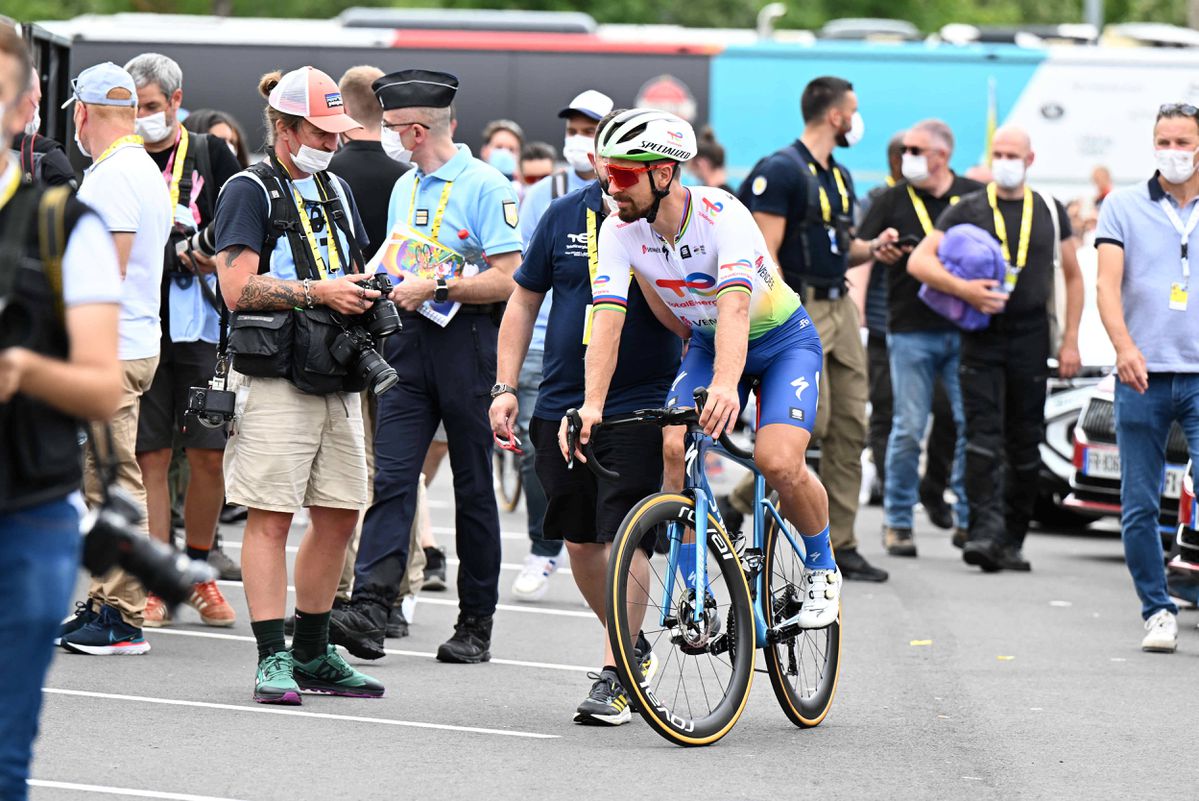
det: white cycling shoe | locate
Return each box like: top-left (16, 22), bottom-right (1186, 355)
top-left (797, 567), bottom-right (842, 629)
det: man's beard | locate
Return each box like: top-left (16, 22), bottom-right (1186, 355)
top-left (614, 195), bottom-right (648, 223)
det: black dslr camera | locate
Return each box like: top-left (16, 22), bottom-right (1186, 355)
top-left (82, 485), bottom-right (216, 604)
top-left (184, 357), bottom-right (236, 432)
top-left (332, 273), bottom-right (402, 396)
top-left (167, 223), bottom-right (218, 273)
top-left (354, 273), bottom-right (402, 338)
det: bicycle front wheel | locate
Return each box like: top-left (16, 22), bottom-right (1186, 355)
top-left (492, 446), bottom-right (522, 512)
top-left (607, 493), bottom-right (755, 747)
top-left (762, 495), bottom-right (842, 728)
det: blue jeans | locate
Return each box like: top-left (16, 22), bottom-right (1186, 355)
top-left (517, 349), bottom-right (558, 559)
top-left (884, 331), bottom-right (968, 530)
top-left (1114, 375), bottom-right (1199, 619)
top-left (0, 498), bottom-right (81, 801)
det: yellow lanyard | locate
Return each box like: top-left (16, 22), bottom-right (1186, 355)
top-left (409, 179), bottom-right (455, 242)
top-left (166, 127), bottom-right (190, 212)
top-left (0, 164), bottom-right (20, 212)
top-left (885, 176), bottom-right (896, 188)
top-left (907, 185), bottom-right (961, 236)
top-left (92, 134), bottom-right (144, 167)
top-left (289, 178), bottom-right (338, 280)
top-left (987, 182), bottom-right (1033, 269)
top-left (808, 162), bottom-right (850, 223)
top-left (582, 207), bottom-right (600, 345)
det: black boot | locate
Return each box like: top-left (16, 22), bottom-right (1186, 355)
top-left (329, 591), bottom-right (389, 660)
top-left (436, 613), bottom-right (493, 663)
top-left (386, 606), bottom-right (409, 638)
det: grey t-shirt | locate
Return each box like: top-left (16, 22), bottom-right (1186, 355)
top-left (1095, 176), bottom-right (1199, 373)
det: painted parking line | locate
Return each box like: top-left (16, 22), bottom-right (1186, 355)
top-left (213, 581), bottom-right (592, 619)
top-left (28, 779), bottom-right (249, 801)
top-left (42, 688), bottom-right (559, 739)
top-left (217, 541), bottom-right (573, 575)
top-left (145, 627), bottom-right (592, 673)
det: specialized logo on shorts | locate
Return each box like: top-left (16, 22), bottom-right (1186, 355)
top-left (656, 272), bottom-right (718, 298)
top-left (792, 375), bottom-right (810, 402)
top-left (752, 176), bottom-right (768, 196)
top-left (324, 92), bottom-right (343, 109)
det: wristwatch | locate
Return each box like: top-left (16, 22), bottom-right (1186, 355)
top-left (490, 383), bottom-right (517, 399)
top-left (434, 277), bottom-right (449, 303)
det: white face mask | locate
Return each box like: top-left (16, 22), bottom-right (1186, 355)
top-left (991, 157), bottom-right (1027, 190)
top-left (1155, 148), bottom-right (1198, 184)
top-left (562, 134), bottom-right (594, 173)
top-left (135, 111), bottom-right (172, 144)
top-left (381, 126), bottom-right (412, 164)
top-left (24, 106), bottom-right (40, 137)
top-left (901, 153), bottom-right (929, 183)
top-left (74, 113), bottom-right (90, 159)
top-left (291, 142), bottom-right (335, 174)
top-left (844, 112), bottom-right (865, 147)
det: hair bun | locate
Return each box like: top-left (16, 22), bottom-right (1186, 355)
top-left (258, 70), bottom-right (282, 99)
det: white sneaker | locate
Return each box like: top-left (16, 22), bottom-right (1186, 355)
top-left (512, 554), bottom-right (558, 602)
top-left (1141, 609), bottom-right (1178, 653)
top-left (797, 567), bottom-right (842, 629)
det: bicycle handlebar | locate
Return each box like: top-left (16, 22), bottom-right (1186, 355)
top-left (564, 387), bottom-right (754, 481)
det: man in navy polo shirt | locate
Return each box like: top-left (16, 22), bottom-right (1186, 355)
top-left (490, 109), bottom-right (681, 726)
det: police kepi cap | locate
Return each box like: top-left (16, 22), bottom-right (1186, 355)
top-left (60, 62), bottom-right (138, 109)
top-left (558, 90), bottom-right (613, 122)
top-left (269, 66), bottom-right (363, 134)
top-left (373, 69), bottom-right (459, 111)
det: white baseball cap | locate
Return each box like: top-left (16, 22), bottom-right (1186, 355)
top-left (558, 90), bottom-right (614, 122)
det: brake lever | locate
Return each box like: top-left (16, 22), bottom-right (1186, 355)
top-left (564, 409), bottom-right (583, 470)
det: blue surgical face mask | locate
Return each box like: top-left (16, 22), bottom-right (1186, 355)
top-left (488, 147), bottom-right (518, 178)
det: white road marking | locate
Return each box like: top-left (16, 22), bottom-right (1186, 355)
top-left (217, 541), bottom-right (572, 575)
top-left (144, 628), bottom-right (592, 673)
top-left (27, 779), bottom-right (249, 801)
top-left (213, 581), bottom-right (591, 619)
top-left (42, 688), bottom-right (558, 739)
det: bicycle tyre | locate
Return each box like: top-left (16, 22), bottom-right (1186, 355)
top-left (607, 493), bottom-right (755, 747)
top-left (762, 494), bottom-right (842, 728)
top-left (492, 446), bottom-right (522, 513)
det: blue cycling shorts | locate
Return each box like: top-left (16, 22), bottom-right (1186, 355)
top-left (666, 308), bottom-right (823, 432)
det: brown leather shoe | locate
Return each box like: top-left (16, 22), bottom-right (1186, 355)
top-left (883, 527), bottom-right (917, 557)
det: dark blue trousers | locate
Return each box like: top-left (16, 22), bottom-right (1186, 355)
top-left (353, 312), bottom-right (501, 616)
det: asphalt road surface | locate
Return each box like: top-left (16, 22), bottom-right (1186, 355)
top-left (31, 471), bottom-right (1198, 801)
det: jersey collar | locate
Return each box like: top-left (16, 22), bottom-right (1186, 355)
top-left (794, 139), bottom-right (839, 173)
top-left (421, 143), bottom-right (473, 182)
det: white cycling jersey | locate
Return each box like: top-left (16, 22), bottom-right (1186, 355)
top-left (592, 185), bottom-right (801, 339)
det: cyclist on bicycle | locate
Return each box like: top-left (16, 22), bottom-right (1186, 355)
top-left (560, 108), bottom-right (841, 629)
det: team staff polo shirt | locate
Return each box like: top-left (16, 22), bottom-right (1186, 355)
top-left (381, 144), bottom-right (523, 279)
top-left (857, 174), bottom-right (984, 333)
top-left (515, 181), bottom-right (681, 420)
top-left (742, 140), bottom-right (857, 288)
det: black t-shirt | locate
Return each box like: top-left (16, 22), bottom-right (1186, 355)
top-left (329, 140), bottom-right (410, 261)
top-left (859, 175), bottom-right (985, 333)
top-left (935, 187), bottom-right (1072, 320)
top-left (742, 140), bottom-right (857, 288)
top-left (10, 133), bottom-right (77, 189)
top-left (147, 132), bottom-right (242, 229)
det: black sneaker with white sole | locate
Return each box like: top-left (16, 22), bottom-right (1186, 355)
top-left (574, 668), bottom-right (631, 726)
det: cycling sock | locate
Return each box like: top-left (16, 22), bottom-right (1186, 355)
top-left (291, 609), bottom-right (331, 663)
top-left (185, 545), bottom-right (210, 563)
top-left (801, 525), bottom-right (837, 570)
top-left (251, 618), bottom-right (287, 661)
top-left (677, 541), bottom-right (698, 591)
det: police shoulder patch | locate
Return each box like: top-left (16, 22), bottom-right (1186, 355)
top-left (503, 199), bottom-right (518, 228)
top-left (752, 175), bottom-right (768, 196)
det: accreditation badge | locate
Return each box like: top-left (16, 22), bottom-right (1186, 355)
top-left (1170, 282), bottom-right (1189, 312)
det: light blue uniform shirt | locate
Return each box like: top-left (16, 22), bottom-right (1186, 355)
top-left (1095, 175), bottom-right (1199, 373)
top-left (519, 169), bottom-right (593, 351)
top-left (380, 144), bottom-right (522, 277)
top-left (168, 267), bottom-right (222, 344)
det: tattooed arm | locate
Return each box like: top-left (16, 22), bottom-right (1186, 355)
top-left (217, 246), bottom-right (382, 314)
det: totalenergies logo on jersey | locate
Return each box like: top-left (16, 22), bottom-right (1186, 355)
top-left (593, 274), bottom-right (610, 286)
top-left (656, 272), bottom-right (718, 298)
top-left (699, 197), bottom-right (724, 221)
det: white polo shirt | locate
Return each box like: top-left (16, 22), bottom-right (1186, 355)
top-left (77, 137), bottom-right (171, 361)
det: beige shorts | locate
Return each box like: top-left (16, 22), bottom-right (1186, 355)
top-left (223, 372), bottom-right (368, 513)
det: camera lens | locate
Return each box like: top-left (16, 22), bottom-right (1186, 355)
top-left (356, 347), bottom-right (399, 396)
top-left (365, 299), bottom-right (402, 338)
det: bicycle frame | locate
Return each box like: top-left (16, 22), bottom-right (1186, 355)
top-left (663, 424), bottom-right (804, 649)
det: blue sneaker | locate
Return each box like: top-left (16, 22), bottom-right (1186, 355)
top-left (60, 604), bottom-right (151, 655)
top-left (56, 600), bottom-right (98, 646)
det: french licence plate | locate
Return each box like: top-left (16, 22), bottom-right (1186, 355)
top-left (1084, 448), bottom-right (1185, 499)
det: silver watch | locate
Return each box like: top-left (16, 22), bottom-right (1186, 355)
top-left (490, 383), bottom-right (517, 399)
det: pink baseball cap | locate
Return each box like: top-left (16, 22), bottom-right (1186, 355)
top-left (268, 66), bottom-right (362, 134)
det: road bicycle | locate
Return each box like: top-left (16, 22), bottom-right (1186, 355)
top-left (566, 389), bottom-right (841, 746)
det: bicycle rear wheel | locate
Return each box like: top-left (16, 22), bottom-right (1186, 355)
top-left (762, 495), bottom-right (841, 727)
top-left (607, 493), bottom-right (755, 747)
top-left (492, 446), bottom-right (522, 513)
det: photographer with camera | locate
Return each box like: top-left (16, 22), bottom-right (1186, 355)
top-left (123, 53), bottom-right (244, 626)
top-left (213, 66), bottom-right (387, 704)
top-left (0, 27), bottom-right (124, 801)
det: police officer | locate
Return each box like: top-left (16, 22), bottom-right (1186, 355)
top-left (0, 25), bottom-right (123, 799)
top-left (739, 75), bottom-right (895, 582)
top-left (331, 70), bottom-right (523, 663)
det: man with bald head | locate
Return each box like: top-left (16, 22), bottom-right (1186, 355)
top-left (856, 119), bottom-right (982, 557)
top-left (908, 125), bottom-right (1084, 573)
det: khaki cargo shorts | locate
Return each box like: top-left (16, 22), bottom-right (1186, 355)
top-left (223, 371), bottom-right (368, 513)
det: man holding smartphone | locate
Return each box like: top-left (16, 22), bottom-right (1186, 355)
top-left (854, 119), bottom-right (982, 557)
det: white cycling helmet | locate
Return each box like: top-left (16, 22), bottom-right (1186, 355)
top-left (597, 108), bottom-right (697, 163)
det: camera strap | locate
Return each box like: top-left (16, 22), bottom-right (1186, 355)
top-left (314, 170), bottom-right (365, 275)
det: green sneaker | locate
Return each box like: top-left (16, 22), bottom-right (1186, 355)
top-left (293, 645), bottom-right (385, 698)
top-left (255, 652), bottom-right (301, 705)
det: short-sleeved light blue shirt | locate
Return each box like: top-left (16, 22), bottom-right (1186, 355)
top-left (1095, 174), bottom-right (1199, 373)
